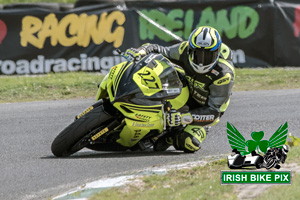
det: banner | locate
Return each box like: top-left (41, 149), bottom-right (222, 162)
top-left (0, 1), bottom-right (299, 75)
top-left (274, 1), bottom-right (300, 66)
top-left (129, 1), bottom-right (274, 67)
top-left (0, 4), bottom-right (128, 75)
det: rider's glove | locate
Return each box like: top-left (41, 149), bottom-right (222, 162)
top-left (124, 48), bottom-right (146, 61)
top-left (167, 112), bottom-right (193, 127)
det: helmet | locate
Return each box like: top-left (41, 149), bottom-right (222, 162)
top-left (188, 26), bottom-right (222, 74)
top-left (282, 145), bottom-right (289, 154)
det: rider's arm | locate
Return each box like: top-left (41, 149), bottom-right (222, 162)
top-left (189, 67), bottom-right (234, 126)
top-left (140, 42), bottom-right (187, 61)
top-left (124, 42), bottom-right (184, 62)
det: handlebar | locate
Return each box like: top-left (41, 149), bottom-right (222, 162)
top-left (116, 49), bottom-right (132, 62)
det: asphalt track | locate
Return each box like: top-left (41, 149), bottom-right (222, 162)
top-left (0, 89), bottom-right (299, 200)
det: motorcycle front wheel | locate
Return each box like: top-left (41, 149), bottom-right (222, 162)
top-left (51, 105), bottom-right (113, 157)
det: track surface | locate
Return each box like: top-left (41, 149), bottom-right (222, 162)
top-left (0, 89), bottom-right (299, 200)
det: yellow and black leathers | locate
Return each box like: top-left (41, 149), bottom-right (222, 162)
top-left (139, 42), bottom-right (235, 152)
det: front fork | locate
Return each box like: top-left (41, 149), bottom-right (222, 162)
top-left (75, 99), bottom-right (104, 120)
top-left (88, 119), bottom-right (123, 144)
top-left (74, 98), bottom-right (123, 143)
top-left (158, 100), bottom-right (173, 139)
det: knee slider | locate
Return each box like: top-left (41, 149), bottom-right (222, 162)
top-left (184, 133), bottom-right (201, 152)
top-left (173, 131), bottom-right (202, 152)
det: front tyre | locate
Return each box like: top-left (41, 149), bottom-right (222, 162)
top-left (51, 105), bottom-right (113, 157)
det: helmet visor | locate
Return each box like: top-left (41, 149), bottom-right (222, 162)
top-left (193, 48), bottom-right (219, 66)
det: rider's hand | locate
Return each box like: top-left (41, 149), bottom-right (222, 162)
top-left (167, 112), bottom-right (193, 127)
top-left (124, 48), bottom-right (146, 61)
top-left (167, 111), bottom-right (181, 127)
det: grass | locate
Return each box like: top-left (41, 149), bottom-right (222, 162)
top-left (0, 72), bottom-right (104, 103)
top-left (286, 143), bottom-right (300, 165)
top-left (1, 68), bottom-right (300, 104)
top-left (89, 145), bottom-right (300, 200)
top-left (233, 68), bottom-right (300, 91)
top-left (90, 159), bottom-right (237, 200)
top-left (253, 174), bottom-right (300, 200)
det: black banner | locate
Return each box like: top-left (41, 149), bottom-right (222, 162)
top-left (274, 1), bottom-right (300, 66)
top-left (0, 0), bottom-right (299, 75)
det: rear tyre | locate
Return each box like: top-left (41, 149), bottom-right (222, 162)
top-left (51, 105), bottom-right (113, 157)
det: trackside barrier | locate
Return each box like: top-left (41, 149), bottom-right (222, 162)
top-left (0, 0), bottom-right (299, 75)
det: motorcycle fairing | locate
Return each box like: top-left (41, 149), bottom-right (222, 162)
top-left (117, 117), bottom-right (164, 147)
top-left (95, 61), bottom-right (130, 102)
top-left (96, 53), bottom-right (190, 147)
top-left (113, 102), bottom-right (163, 147)
top-left (113, 102), bottom-right (162, 122)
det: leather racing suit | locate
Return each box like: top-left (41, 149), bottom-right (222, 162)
top-left (139, 41), bottom-right (235, 152)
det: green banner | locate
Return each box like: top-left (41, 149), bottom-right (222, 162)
top-left (221, 171), bottom-right (291, 184)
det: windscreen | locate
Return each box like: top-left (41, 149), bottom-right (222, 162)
top-left (114, 54), bottom-right (183, 105)
top-left (133, 54), bottom-right (183, 101)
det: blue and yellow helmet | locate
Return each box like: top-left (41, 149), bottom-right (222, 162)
top-left (188, 26), bottom-right (222, 74)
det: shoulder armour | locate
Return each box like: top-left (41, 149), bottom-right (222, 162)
top-left (212, 58), bottom-right (235, 82)
top-left (220, 43), bottom-right (233, 61)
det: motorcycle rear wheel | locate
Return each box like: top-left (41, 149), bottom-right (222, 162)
top-left (51, 105), bottom-right (113, 157)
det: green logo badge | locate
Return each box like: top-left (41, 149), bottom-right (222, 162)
top-left (227, 122), bottom-right (288, 156)
top-left (226, 122), bottom-right (290, 180)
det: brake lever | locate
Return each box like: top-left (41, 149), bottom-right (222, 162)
top-left (116, 49), bottom-right (132, 62)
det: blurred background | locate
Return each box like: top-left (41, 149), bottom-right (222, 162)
top-left (0, 0), bottom-right (299, 75)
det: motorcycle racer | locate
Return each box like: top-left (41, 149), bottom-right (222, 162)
top-left (259, 145), bottom-right (289, 169)
top-left (124, 26), bottom-right (235, 153)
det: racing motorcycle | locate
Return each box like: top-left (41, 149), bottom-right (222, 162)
top-left (51, 53), bottom-right (190, 157)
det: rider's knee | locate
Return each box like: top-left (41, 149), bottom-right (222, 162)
top-left (173, 126), bottom-right (207, 153)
